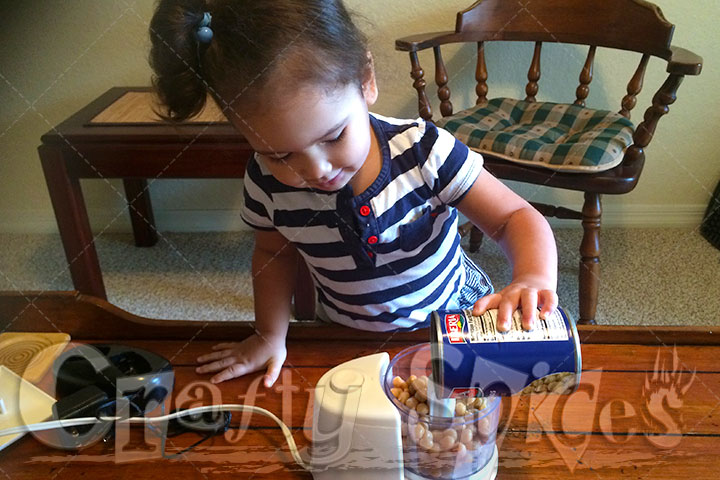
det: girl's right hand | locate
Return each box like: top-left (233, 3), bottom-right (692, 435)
top-left (195, 332), bottom-right (287, 387)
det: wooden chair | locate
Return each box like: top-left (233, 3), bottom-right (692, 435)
top-left (395, 0), bottom-right (702, 324)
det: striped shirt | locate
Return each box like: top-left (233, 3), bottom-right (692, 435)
top-left (241, 113), bottom-right (492, 331)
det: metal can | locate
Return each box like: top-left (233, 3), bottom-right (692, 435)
top-left (430, 307), bottom-right (581, 397)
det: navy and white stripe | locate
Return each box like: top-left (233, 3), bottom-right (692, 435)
top-left (241, 113), bottom-right (492, 331)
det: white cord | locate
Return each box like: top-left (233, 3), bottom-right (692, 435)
top-left (0, 404), bottom-right (310, 470)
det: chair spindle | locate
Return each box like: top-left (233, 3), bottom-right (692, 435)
top-left (525, 42), bottom-right (542, 102)
top-left (433, 46), bottom-right (453, 117)
top-left (626, 73), bottom-right (684, 166)
top-left (575, 46), bottom-right (596, 106)
top-left (409, 51), bottom-right (433, 121)
top-left (621, 54), bottom-right (650, 118)
top-left (476, 42), bottom-right (488, 105)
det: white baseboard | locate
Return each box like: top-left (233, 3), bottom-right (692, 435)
top-left (547, 204), bottom-right (707, 228)
top-left (0, 208), bottom-right (253, 234)
top-left (0, 204), bottom-right (707, 234)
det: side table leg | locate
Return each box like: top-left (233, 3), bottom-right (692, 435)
top-left (123, 179), bottom-right (158, 247)
top-left (39, 145), bottom-right (107, 299)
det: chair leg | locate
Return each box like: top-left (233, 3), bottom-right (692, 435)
top-left (469, 226), bottom-right (484, 253)
top-left (578, 192), bottom-right (602, 325)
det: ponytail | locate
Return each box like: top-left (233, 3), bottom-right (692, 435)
top-left (149, 0), bottom-right (211, 122)
top-left (149, 0), bottom-right (369, 123)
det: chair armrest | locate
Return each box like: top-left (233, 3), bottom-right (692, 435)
top-left (395, 31), bottom-right (461, 51)
top-left (667, 46), bottom-right (703, 76)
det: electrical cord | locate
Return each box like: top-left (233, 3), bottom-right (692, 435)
top-left (0, 404), bottom-right (310, 470)
top-left (161, 408), bottom-right (232, 459)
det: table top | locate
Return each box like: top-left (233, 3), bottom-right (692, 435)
top-left (40, 87), bottom-right (246, 145)
top-left (1, 291), bottom-right (719, 479)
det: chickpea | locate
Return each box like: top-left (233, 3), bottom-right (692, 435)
top-left (442, 428), bottom-right (458, 443)
top-left (410, 423), bottom-right (426, 443)
top-left (455, 401), bottom-right (467, 416)
top-left (390, 387), bottom-right (402, 398)
top-left (477, 417), bottom-right (492, 443)
top-left (552, 383), bottom-right (568, 394)
top-left (398, 390), bottom-right (410, 403)
top-left (460, 426), bottom-right (473, 444)
top-left (412, 377), bottom-right (428, 397)
top-left (406, 397), bottom-right (419, 409)
top-left (438, 434), bottom-right (456, 451)
top-left (392, 376), bottom-right (408, 390)
top-left (416, 402), bottom-right (429, 415)
top-left (418, 435), bottom-right (434, 450)
top-left (453, 441), bottom-right (467, 457)
top-left (408, 408), bottom-right (419, 422)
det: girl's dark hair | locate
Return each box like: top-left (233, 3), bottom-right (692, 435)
top-left (149, 0), bottom-right (369, 122)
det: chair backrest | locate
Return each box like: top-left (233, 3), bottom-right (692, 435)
top-left (456, 0), bottom-right (674, 58)
top-left (397, 0), bottom-right (696, 175)
top-left (403, 0), bottom-right (678, 119)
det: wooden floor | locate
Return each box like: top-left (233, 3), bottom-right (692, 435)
top-left (1, 292), bottom-right (719, 479)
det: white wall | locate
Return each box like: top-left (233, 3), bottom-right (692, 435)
top-left (1, 0), bottom-right (717, 233)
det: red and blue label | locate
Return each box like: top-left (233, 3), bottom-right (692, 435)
top-left (445, 313), bottom-right (466, 344)
top-left (433, 307), bottom-right (581, 397)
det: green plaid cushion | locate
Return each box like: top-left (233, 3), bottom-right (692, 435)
top-left (435, 98), bottom-right (635, 172)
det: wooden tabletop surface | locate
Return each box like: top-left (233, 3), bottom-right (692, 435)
top-left (40, 87), bottom-right (243, 145)
top-left (1, 291), bottom-right (719, 479)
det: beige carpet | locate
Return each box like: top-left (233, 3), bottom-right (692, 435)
top-left (0, 228), bottom-right (718, 326)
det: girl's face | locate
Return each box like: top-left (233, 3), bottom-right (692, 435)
top-left (229, 73), bottom-right (379, 192)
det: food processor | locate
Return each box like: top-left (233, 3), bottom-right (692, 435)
top-left (310, 343), bottom-right (501, 479)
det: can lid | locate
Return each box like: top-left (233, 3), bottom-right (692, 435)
top-left (559, 306), bottom-right (582, 392)
top-left (429, 311), bottom-right (445, 399)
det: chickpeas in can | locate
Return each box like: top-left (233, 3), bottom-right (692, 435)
top-left (430, 307), bottom-right (581, 397)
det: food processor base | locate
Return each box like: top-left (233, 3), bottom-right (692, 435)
top-left (403, 445), bottom-right (498, 480)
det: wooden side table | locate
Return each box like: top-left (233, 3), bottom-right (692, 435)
top-left (38, 87), bottom-right (314, 319)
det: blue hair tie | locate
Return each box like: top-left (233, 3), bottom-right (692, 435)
top-left (195, 12), bottom-right (213, 44)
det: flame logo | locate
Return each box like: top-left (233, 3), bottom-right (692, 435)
top-left (640, 347), bottom-right (695, 449)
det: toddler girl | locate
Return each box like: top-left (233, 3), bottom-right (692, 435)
top-left (149, 0), bottom-right (558, 387)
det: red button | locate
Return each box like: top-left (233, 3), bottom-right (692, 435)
top-left (367, 235), bottom-right (378, 244)
top-left (359, 205), bottom-right (371, 216)
top-left (367, 251), bottom-right (374, 258)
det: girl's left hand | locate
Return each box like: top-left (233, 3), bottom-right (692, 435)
top-left (471, 275), bottom-right (558, 332)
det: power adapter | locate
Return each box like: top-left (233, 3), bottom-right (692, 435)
top-left (52, 385), bottom-right (108, 422)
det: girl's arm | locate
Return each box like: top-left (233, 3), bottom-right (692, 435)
top-left (195, 229), bottom-right (298, 386)
top-left (457, 168), bottom-right (558, 331)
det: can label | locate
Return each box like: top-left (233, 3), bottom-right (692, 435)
top-left (449, 387), bottom-right (482, 398)
top-left (431, 307), bottom-right (582, 397)
top-left (459, 309), bottom-right (569, 343)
